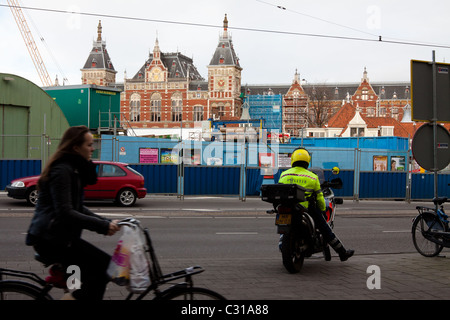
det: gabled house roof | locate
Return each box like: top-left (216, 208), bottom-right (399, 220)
top-left (325, 103), bottom-right (449, 138)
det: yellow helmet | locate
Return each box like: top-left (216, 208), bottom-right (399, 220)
top-left (291, 148), bottom-right (311, 167)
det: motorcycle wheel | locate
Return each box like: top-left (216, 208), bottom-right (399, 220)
top-left (281, 232), bottom-right (305, 273)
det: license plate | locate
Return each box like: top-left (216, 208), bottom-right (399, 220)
top-left (276, 213), bottom-right (291, 225)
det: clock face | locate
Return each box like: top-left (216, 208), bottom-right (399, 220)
top-left (151, 68), bottom-right (163, 81)
top-left (215, 77), bottom-right (226, 89)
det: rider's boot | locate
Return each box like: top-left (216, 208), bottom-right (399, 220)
top-left (329, 237), bottom-right (354, 261)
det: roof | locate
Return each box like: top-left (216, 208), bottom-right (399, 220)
top-left (242, 82), bottom-right (411, 100)
top-left (130, 52), bottom-right (204, 81)
top-left (82, 42), bottom-right (116, 72)
top-left (208, 37), bottom-right (241, 68)
top-left (327, 103), bottom-right (420, 138)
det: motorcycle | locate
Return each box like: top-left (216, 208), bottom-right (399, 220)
top-left (261, 167), bottom-right (343, 273)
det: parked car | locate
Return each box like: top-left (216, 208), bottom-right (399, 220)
top-left (5, 161), bottom-right (147, 207)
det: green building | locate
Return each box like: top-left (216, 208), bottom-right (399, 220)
top-left (44, 84), bottom-right (122, 134)
top-left (0, 73), bottom-right (69, 159)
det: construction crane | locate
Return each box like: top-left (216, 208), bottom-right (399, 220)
top-left (7, 0), bottom-right (53, 86)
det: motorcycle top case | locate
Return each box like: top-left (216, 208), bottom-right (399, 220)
top-left (261, 184), bottom-right (306, 204)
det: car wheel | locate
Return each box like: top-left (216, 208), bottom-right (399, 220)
top-left (115, 188), bottom-right (137, 207)
top-left (26, 187), bottom-right (38, 206)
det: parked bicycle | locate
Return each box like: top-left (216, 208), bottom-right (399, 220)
top-left (0, 218), bottom-right (226, 300)
top-left (412, 197), bottom-right (449, 257)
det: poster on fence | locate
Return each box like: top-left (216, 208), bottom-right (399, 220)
top-left (373, 156), bottom-right (388, 171)
top-left (278, 153), bottom-right (292, 168)
top-left (390, 156), bottom-right (405, 171)
top-left (139, 148), bottom-right (158, 163)
top-left (161, 148), bottom-right (177, 164)
top-left (259, 153), bottom-right (275, 177)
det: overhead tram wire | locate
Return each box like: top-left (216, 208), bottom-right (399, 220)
top-left (1, 3), bottom-right (450, 50)
top-left (255, 0), bottom-right (450, 49)
top-left (256, 0), bottom-right (381, 39)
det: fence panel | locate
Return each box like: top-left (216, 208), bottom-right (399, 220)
top-left (130, 164), bottom-right (177, 194)
top-left (410, 173), bottom-right (450, 200)
top-left (184, 165), bottom-right (240, 195)
top-left (359, 171), bottom-right (407, 199)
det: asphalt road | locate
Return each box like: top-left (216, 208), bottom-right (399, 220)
top-left (0, 194), bottom-right (442, 262)
top-left (2, 194), bottom-right (450, 304)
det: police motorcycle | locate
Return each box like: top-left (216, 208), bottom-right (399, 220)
top-left (261, 167), bottom-right (343, 273)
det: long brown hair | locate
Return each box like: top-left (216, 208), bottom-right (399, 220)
top-left (38, 126), bottom-right (90, 188)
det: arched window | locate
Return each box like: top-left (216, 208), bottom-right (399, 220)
top-left (130, 93), bottom-right (141, 122)
top-left (150, 93), bottom-right (161, 122)
top-left (194, 105), bottom-right (204, 121)
top-left (171, 92), bottom-right (183, 122)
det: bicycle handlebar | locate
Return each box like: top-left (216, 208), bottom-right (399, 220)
top-left (117, 217), bottom-right (141, 228)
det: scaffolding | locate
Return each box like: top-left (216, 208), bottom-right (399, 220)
top-left (247, 95), bottom-right (283, 131)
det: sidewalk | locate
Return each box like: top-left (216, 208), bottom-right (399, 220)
top-left (106, 252), bottom-right (450, 300)
top-left (3, 251), bottom-right (449, 300)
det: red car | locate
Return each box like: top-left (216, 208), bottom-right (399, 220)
top-left (5, 161), bottom-right (147, 207)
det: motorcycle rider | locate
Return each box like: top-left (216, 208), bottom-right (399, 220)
top-left (278, 147), bottom-right (354, 261)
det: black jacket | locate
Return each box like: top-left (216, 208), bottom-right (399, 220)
top-left (26, 154), bottom-right (110, 246)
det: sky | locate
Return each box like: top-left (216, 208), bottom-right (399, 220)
top-left (1, 0), bottom-right (450, 87)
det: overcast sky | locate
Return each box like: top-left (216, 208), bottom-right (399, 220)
top-left (1, 0), bottom-right (449, 87)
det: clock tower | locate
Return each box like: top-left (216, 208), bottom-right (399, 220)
top-left (146, 38), bottom-right (166, 82)
top-left (207, 14), bottom-right (242, 119)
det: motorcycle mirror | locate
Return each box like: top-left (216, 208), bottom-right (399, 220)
top-left (330, 178), bottom-right (343, 189)
top-left (332, 166), bottom-right (340, 175)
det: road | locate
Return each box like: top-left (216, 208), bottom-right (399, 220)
top-left (2, 193), bottom-right (450, 302)
top-left (0, 193), bottom-right (441, 261)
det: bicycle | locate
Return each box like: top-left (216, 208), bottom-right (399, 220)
top-left (0, 218), bottom-right (226, 300)
top-left (412, 197), bottom-right (449, 257)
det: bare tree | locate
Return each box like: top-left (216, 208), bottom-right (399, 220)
top-left (303, 85), bottom-right (336, 128)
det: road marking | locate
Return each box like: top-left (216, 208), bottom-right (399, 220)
top-left (101, 213), bottom-right (165, 218)
top-left (216, 232), bottom-right (258, 235)
top-left (182, 208), bottom-right (222, 212)
top-left (382, 230), bottom-right (410, 233)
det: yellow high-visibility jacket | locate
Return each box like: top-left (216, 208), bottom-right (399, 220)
top-left (278, 166), bottom-right (326, 211)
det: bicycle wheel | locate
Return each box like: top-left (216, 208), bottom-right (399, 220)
top-left (157, 287), bottom-right (226, 300)
top-left (412, 215), bottom-right (445, 257)
top-left (0, 280), bottom-right (53, 300)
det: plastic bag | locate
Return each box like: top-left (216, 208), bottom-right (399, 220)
top-left (107, 225), bottom-right (133, 285)
top-left (107, 225), bottom-right (150, 293)
top-left (127, 227), bottom-right (151, 293)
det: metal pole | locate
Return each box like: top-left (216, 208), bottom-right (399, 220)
top-left (431, 51), bottom-right (438, 203)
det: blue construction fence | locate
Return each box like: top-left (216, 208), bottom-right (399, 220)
top-left (100, 135), bottom-right (412, 171)
top-left (2, 159), bottom-right (448, 201)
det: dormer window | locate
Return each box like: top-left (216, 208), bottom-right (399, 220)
top-left (219, 55), bottom-right (225, 64)
top-left (91, 59), bottom-right (97, 67)
top-left (350, 127), bottom-right (364, 137)
top-left (362, 89), bottom-right (369, 100)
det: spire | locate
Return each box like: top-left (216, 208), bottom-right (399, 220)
top-left (223, 14), bottom-right (228, 39)
top-left (293, 69), bottom-right (300, 84)
top-left (208, 14), bottom-right (240, 68)
top-left (97, 20), bottom-right (102, 42)
top-left (153, 36), bottom-right (161, 61)
top-left (362, 67), bottom-right (368, 82)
